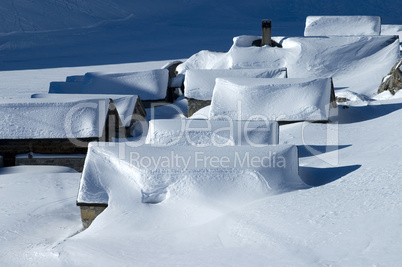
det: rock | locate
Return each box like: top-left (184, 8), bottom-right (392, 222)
top-left (378, 59), bottom-right (402, 95)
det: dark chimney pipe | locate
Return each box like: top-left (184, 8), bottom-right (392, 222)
top-left (262, 19), bottom-right (272, 46)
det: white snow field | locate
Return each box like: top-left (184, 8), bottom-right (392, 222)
top-left (1, 0), bottom-right (402, 266)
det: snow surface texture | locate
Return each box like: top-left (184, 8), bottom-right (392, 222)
top-left (304, 16), bottom-right (381, 36)
top-left (77, 142), bottom-right (304, 205)
top-left (381, 24), bottom-right (402, 52)
top-left (184, 68), bottom-right (287, 100)
top-left (209, 77), bottom-right (332, 121)
top-left (31, 93), bottom-right (139, 127)
top-left (2, 60), bottom-right (402, 265)
top-left (0, 98), bottom-right (109, 139)
top-left (48, 69), bottom-right (169, 101)
top-left (177, 35), bottom-right (400, 97)
top-left (1, 1), bottom-right (401, 71)
top-left (145, 119), bottom-right (279, 146)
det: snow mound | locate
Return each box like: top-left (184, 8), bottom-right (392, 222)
top-left (81, 69), bottom-right (169, 100)
top-left (184, 68), bottom-right (287, 100)
top-left (209, 77), bottom-right (333, 121)
top-left (145, 119), bottom-right (279, 146)
top-left (77, 143), bottom-right (304, 205)
top-left (49, 82), bottom-right (82, 94)
top-left (177, 35), bottom-right (399, 96)
top-left (32, 93), bottom-right (139, 127)
top-left (0, 98), bottom-right (109, 139)
top-left (304, 16), bottom-right (381, 36)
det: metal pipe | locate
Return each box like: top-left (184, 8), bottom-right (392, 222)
top-left (262, 19), bottom-right (272, 46)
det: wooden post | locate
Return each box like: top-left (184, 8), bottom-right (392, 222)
top-left (262, 19), bottom-right (272, 46)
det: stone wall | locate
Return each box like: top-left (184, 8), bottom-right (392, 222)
top-left (187, 98), bottom-right (211, 117)
top-left (79, 204), bottom-right (108, 229)
top-left (15, 156), bottom-right (86, 172)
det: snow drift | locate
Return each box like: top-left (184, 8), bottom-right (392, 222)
top-left (0, 98), bottom-right (109, 139)
top-left (177, 34), bottom-right (400, 96)
top-left (31, 93), bottom-right (141, 128)
top-left (184, 68), bottom-right (287, 100)
top-left (77, 142), bottom-right (304, 206)
top-left (145, 119), bottom-right (279, 146)
top-left (208, 77), bottom-right (333, 122)
top-left (304, 16), bottom-right (381, 36)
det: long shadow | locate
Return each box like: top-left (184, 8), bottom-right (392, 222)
top-left (337, 102), bottom-right (402, 124)
top-left (298, 144), bottom-right (351, 158)
top-left (299, 165), bottom-right (361, 187)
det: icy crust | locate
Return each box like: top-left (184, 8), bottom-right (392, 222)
top-left (184, 68), bottom-right (286, 100)
top-left (32, 93), bottom-right (139, 127)
top-left (0, 98), bottom-right (109, 139)
top-left (209, 77), bottom-right (332, 121)
top-left (145, 119), bottom-right (279, 146)
top-left (81, 69), bottom-right (169, 100)
top-left (177, 35), bottom-right (400, 96)
top-left (77, 143), bottom-right (304, 205)
top-left (304, 16), bottom-right (381, 36)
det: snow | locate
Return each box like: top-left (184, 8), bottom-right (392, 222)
top-left (32, 93), bottom-right (140, 127)
top-left (178, 34), bottom-right (400, 97)
top-left (184, 68), bottom-right (287, 100)
top-left (80, 69), bottom-right (169, 100)
top-left (0, 98), bottom-right (109, 139)
top-left (1, 1), bottom-right (402, 265)
top-left (145, 119), bottom-right (279, 146)
top-left (304, 16), bottom-right (381, 36)
top-left (77, 142), bottom-right (303, 205)
top-left (381, 24), bottom-right (402, 52)
top-left (209, 77), bottom-right (333, 121)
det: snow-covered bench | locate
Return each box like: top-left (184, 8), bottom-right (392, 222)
top-left (183, 68), bottom-right (287, 116)
top-left (0, 98), bottom-right (118, 166)
top-left (32, 93), bottom-right (146, 136)
top-left (304, 16), bottom-right (381, 36)
top-left (203, 77), bottom-right (335, 122)
top-left (145, 119), bottom-right (279, 146)
top-left (76, 142), bottom-right (305, 227)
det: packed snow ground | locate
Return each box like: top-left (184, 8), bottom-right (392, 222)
top-left (1, 1), bottom-right (402, 266)
top-left (1, 60), bottom-right (402, 266)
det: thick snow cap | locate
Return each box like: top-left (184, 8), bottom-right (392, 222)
top-left (32, 93), bottom-right (140, 127)
top-left (177, 35), bottom-right (399, 96)
top-left (304, 16), bottom-right (381, 36)
top-left (145, 119), bottom-right (279, 146)
top-left (77, 142), bottom-right (304, 205)
top-left (49, 81), bottom-right (82, 94)
top-left (184, 68), bottom-right (287, 100)
top-left (0, 98), bottom-right (110, 139)
top-left (80, 69), bottom-right (169, 100)
top-left (209, 77), bottom-right (332, 122)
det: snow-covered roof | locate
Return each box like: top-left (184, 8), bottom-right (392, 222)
top-left (0, 98), bottom-right (110, 139)
top-left (184, 68), bottom-right (287, 100)
top-left (77, 142), bottom-right (304, 205)
top-left (304, 16), bottom-right (381, 36)
top-left (81, 69), bottom-right (169, 100)
top-left (177, 35), bottom-right (399, 96)
top-left (209, 77), bottom-right (332, 122)
top-left (145, 119), bottom-right (279, 146)
top-left (32, 93), bottom-right (141, 127)
top-left (49, 81), bottom-right (82, 94)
